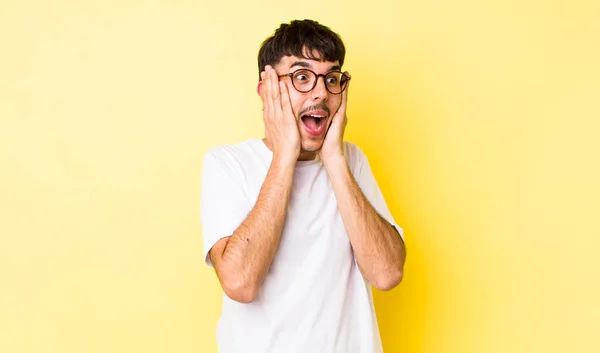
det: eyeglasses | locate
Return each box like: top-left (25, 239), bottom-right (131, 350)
top-left (278, 69), bottom-right (350, 95)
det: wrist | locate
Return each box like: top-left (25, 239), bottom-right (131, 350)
top-left (322, 152), bottom-right (347, 172)
top-left (272, 152), bottom-right (298, 170)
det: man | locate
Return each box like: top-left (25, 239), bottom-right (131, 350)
top-left (200, 19), bottom-right (406, 353)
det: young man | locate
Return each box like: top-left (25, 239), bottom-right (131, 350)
top-left (201, 19), bottom-right (406, 353)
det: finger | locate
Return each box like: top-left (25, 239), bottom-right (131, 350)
top-left (260, 70), bottom-right (267, 99)
top-left (337, 72), bottom-right (351, 117)
top-left (264, 67), bottom-right (275, 117)
top-left (279, 81), bottom-right (294, 117)
top-left (334, 91), bottom-right (348, 119)
top-left (342, 72), bottom-right (351, 101)
top-left (268, 67), bottom-right (283, 115)
top-left (260, 70), bottom-right (267, 106)
top-left (268, 67), bottom-right (284, 117)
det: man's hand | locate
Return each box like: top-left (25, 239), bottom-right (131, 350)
top-left (261, 65), bottom-right (300, 165)
top-left (319, 72), bottom-right (350, 164)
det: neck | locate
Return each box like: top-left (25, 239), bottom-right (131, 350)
top-left (261, 138), bottom-right (318, 162)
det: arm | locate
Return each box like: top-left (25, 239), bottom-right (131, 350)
top-left (318, 74), bottom-right (405, 291)
top-left (209, 158), bottom-right (294, 303)
top-left (205, 65), bottom-right (300, 303)
top-left (323, 155), bottom-right (406, 291)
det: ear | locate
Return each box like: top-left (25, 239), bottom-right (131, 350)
top-left (257, 81), bottom-right (263, 97)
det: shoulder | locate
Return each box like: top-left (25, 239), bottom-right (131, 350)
top-left (204, 139), bottom-right (256, 160)
top-left (204, 139), bottom-right (261, 165)
top-left (202, 139), bottom-right (263, 179)
top-left (342, 141), bottom-right (371, 182)
top-left (343, 141), bottom-right (369, 167)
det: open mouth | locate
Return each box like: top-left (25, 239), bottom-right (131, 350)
top-left (301, 114), bottom-right (327, 136)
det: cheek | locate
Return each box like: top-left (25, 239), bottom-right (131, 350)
top-left (329, 97), bottom-right (342, 114)
top-left (286, 88), bottom-right (304, 117)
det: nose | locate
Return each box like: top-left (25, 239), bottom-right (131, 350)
top-left (310, 75), bottom-right (329, 101)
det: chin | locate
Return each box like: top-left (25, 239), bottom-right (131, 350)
top-left (300, 139), bottom-right (324, 153)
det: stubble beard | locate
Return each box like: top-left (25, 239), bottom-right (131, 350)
top-left (300, 136), bottom-right (324, 153)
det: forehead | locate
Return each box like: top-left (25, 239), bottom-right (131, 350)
top-left (276, 55), bottom-right (340, 72)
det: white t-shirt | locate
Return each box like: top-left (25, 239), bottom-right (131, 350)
top-left (200, 138), bottom-right (403, 353)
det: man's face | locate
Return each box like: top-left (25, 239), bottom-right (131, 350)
top-left (261, 55), bottom-right (344, 160)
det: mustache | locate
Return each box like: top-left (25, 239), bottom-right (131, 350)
top-left (299, 104), bottom-right (330, 117)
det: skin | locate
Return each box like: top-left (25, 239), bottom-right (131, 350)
top-left (208, 53), bottom-right (406, 303)
top-left (258, 55), bottom-right (344, 162)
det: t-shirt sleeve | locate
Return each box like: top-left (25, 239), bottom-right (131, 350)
top-left (352, 144), bottom-right (405, 241)
top-left (200, 149), bottom-right (251, 267)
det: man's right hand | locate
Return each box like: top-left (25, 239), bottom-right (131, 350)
top-left (206, 68), bottom-right (300, 302)
top-left (260, 65), bottom-right (300, 165)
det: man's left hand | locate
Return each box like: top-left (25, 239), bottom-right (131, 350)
top-left (319, 72), bottom-right (350, 164)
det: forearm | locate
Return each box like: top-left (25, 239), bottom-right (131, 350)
top-left (212, 158), bottom-right (294, 299)
top-left (324, 156), bottom-right (405, 290)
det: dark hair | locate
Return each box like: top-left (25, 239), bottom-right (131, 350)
top-left (257, 19), bottom-right (346, 80)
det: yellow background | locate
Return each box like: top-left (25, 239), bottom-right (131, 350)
top-left (1, 0), bottom-right (599, 352)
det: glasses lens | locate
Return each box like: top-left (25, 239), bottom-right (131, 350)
top-left (292, 69), bottom-right (316, 92)
top-left (325, 71), bottom-right (348, 94)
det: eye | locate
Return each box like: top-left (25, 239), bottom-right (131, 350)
top-left (293, 70), bottom-right (312, 82)
top-left (326, 75), bottom-right (340, 85)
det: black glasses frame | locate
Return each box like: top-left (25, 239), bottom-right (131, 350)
top-left (278, 69), bottom-right (351, 95)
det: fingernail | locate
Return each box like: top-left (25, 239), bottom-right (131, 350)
top-left (266, 65), bottom-right (271, 72)
top-left (261, 71), bottom-right (265, 80)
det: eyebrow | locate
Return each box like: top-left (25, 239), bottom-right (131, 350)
top-left (290, 60), bottom-right (341, 72)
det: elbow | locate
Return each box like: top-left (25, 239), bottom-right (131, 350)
top-left (372, 269), bottom-right (403, 291)
top-left (222, 278), bottom-right (259, 304)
